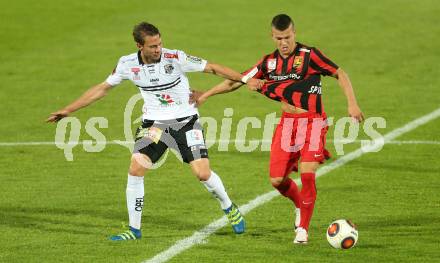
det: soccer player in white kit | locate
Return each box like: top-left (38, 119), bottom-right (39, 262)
top-left (47, 22), bottom-right (263, 241)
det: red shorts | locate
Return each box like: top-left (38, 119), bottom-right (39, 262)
top-left (270, 111), bottom-right (330, 178)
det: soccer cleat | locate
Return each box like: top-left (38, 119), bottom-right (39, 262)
top-left (294, 207), bottom-right (301, 231)
top-left (293, 227), bottom-right (308, 244)
top-left (224, 203), bottom-right (245, 234)
top-left (110, 226), bottom-right (142, 241)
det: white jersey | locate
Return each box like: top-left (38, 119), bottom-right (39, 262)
top-left (105, 48), bottom-right (207, 120)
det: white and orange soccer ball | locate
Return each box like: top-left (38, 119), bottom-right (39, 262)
top-left (326, 219), bottom-right (358, 249)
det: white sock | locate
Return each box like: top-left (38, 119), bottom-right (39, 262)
top-left (201, 171), bottom-right (232, 210)
top-left (126, 174), bottom-right (144, 230)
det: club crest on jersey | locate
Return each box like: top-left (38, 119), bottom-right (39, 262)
top-left (293, 56), bottom-right (303, 68)
top-left (164, 64), bottom-right (174, 74)
top-left (267, 59), bottom-right (277, 72)
top-left (131, 67), bottom-right (141, 80)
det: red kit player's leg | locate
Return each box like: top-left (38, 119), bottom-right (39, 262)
top-left (269, 115), bottom-right (301, 208)
top-left (299, 172), bottom-right (316, 230)
top-left (296, 113), bottom-right (328, 238)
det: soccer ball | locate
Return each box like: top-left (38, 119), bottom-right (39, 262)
top-left (326, 219), bottom-right (358, 249)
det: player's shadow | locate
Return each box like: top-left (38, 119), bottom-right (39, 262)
top-left (0, 206), bottom-right (122, 235)
top-left (214, 228), bottom-right (280, 237)
top-left (217, 225), bottom-right (292, 237)
top-left (335, 215), bottom-right (437, 250)
top-left (0, 206), bottom-right (222, 238)
top-left (356, 244), bottom-right (386, 249)
top-left (358, 214), bottom-right (437, 229)
top-left (139, 212), bottom-right (215, 238)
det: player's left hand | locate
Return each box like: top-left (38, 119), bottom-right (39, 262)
top-left (348, 104), bottom-right (364, 122)
top-left (246, 78), bottom-right (265, 91)
top-left (189, 90), bottom-right (205, 106)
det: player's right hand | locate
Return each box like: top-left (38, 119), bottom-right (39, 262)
top-left (348, 104), bottom-right (364, 123)
top-left (246, 78), bottom-right (265, 91)
top-left (46, 110), bottom-right (70, 123)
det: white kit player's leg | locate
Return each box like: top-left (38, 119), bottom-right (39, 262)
top-left (126, 174), bottom-right (144, 229)
top-left (201, 171), bottom-right (232, 209)
top-left (201, 171), bottom-right (246, 234)
top-left (110, 174), bottom-right (143, 241)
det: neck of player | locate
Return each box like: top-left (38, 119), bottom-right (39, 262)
top-left (142, 52), bottom-right (160, 64)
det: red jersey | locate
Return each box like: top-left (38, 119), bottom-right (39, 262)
top-left (243, 42), bottom-right (338, 114)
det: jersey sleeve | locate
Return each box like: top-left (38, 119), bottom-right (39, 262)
top-left (105, 57), bottom-right (129, 86)
top-left (176, 50), bottom-right (207, 72)
top-left (242, 57), bottom-right (265, 80)
top-left (309, 48), bottom-right (339, 76)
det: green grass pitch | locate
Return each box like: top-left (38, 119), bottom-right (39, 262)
top-left (1, 0), bottom-right (439, 262)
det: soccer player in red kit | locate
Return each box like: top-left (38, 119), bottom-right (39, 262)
top-left (195, 14), bottom-right (364, 244)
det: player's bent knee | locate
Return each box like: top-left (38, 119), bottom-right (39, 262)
top-left (129, 153), bottom-right (152, 177)
top-left (197, 171), bottom-right (211, 181)
top-left (300, 162), bottom-right (319, 173)
top-left (270, 177), bottom-right (285, 188)
top-left (189, 158), bottom-right (211, 181)
top-left (129, 164), bottom-right (146, 177)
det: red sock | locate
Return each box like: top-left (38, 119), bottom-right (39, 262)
top-left (299, 173), bottom-right (317, 231)
top-left (274, 178), bottom-right (301, 208)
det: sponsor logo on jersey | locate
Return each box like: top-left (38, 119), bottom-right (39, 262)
top-left (156, 94), bottom-right (175, 105)
top-left (267, 59), bottom-right (277, 71)
top-left (131, 67), bottom-right (141, 80)
top-left (147, 65), bottom-right (155, 74)
top-left (164, 64), bottom-right (174, 74)
top-left (164, 53), bottom-right (179, 59)
top-left (270, 72), bottom-right (302, 81)
top-left (308, 85), bottom-right (322, 94)
top-left (150, 78), bottom-right (159, 83)
top-left (186, 55), bottom-right (202, 64)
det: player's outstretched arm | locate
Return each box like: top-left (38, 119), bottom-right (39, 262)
top-left (203, 62), bottom-right (263, 90)
top-left (334, 68), bottom-right (364, 122)
top-left (194, 80), bottom-right (243, 107)
top-left (46, 82), bottom-right (113, 123)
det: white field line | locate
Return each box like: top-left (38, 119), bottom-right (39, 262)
top-left (142, 107), bottom-right (440, 263)
top-left (0, 139), bottom-right (440, 146)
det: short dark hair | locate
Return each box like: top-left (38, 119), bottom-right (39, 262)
top-left (271, 14), bottom-right (294, 31)
top-left (133, 22), bottom-right (160, 44)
